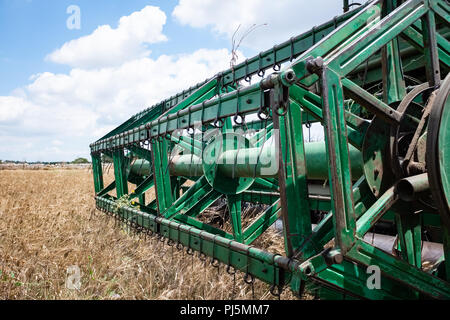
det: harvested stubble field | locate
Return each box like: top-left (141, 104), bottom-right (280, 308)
top-left (0, 169), bottom-right (300, 300)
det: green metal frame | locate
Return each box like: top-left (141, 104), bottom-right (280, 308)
top-left (90, 0), bottom-right (450, 299)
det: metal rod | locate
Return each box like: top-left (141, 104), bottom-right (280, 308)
top-left (131, 141), bottom-right (364, 181)
top-left (395, 173), bottom-right (430, 202)
top-left (274, 221), bottom-right (444, 263)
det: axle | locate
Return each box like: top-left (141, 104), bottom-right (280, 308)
top-left (130, 141), bottom-right (364, 180)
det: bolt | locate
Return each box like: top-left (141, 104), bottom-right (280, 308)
top-left (374, 169), bottom-right (380, 180)
top-left (281, 69), bottom-right (297, 85)
top-left (306, 57), bottom-right (324, 74)
top-left (304, 265), bottom-right (313, 276)
top-left (325, 249), bottom-right (343, 265)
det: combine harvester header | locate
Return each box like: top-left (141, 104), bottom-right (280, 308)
top-left (90, 0), bottom-right (450, 299)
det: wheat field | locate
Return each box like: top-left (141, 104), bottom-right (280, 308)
top-left (0, 169), bottom-right (301, 300)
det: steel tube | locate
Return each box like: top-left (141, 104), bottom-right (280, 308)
top-left (395, 173), bottom-right (430, 202)
top-left (274, 221), bottom-right (444, 263)
top-left (130, 141), bottom-right (364, 180)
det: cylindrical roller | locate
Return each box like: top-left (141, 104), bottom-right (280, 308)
top-left (130, 141), bottom-right (364, 180)
top-left (395, 173), bottom-right (430, 202)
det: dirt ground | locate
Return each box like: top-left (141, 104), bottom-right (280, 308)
top-left (0, 169), bottom-right (299, 300)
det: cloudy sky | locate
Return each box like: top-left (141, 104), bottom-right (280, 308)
top-left (0, 0), bottom-right (347, 162)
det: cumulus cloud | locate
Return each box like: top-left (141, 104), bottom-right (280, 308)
top-left (0, 49), bottom-right (238, 161)
top-left (46, 6), bottom-right (168, 69)
top-left (172, 0), bottom-right (344, 52)
top-left (2, 1), bottom-right (334, 162)
top-left (0, 4), bottom-right (249, 162)
top-left (0, 96), bottom-right (29, 122)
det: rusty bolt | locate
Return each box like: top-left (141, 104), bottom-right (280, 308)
top-left (306, 57), bottom-right (324, 74)
top-left (325, 249), bottom-right (343, 265)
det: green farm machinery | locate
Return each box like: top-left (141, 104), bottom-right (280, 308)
top-left (90, 0), bottom-right (450, 299)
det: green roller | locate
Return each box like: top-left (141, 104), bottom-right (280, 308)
top-left (130, 141), bottom-right (364, 181)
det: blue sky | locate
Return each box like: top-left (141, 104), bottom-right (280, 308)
top-left (0, 0), bottom-right (345, 162)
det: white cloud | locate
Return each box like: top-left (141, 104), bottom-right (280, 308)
top-left (0, 96), bottom-right (29, 122)
top-left (51, 140), bottom-right (63, 146)
top-left (35, 48), bottom-right (236, 124)
top-left (46, 6), bottom-right (168, 69)
top-left (172, 0), bottom-right (344, 52)
top-left (1, 4), bottom-right (249, 162)
top-left (0, 48), bottom-right (239, 161)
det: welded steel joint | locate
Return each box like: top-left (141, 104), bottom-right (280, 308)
top-left (259, 69), bottom-right (297, 90)
top-left (267, 71), bottom-right (296, 116)
top-left (298, 248), bottom-right (344, 279)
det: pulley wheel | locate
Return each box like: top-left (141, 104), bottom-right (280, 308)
top-left (427, 73), bottom-right (450, 225)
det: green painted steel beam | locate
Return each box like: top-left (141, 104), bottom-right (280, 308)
top-left (151, 139), bottom-right (173, 213)
top-left (242, 190), bottom-right (279, 205)
top-left (91, 152), bottom-right (104, 193)
top-left (164, 176), bottom-right (211, 219)
top-left (289, 84), bottom-right (368, 149)
top-left (184, 189), bottom-right (222, 217)
top-left (312, 259), bottom-right (418, 299)
top-left (430, 0), bottom-right (450, 22)
top-left (326, 0), bottom-right (428, 77)
top-left (168, 134), bottom-right (203, 157)
top-left (273, 94), bottom-right (312, 256)
top-left (356, 186), bottom-right (398, 237)
top-left (421, 7), bottom-right (442, 87)
top-left (128, 145), bottom-right (153, 162)
top-left (130, 175), bottom-right (154, 200)
top-left (401, 22), bottom-right (450, 68)
top-left (253, 178), bottom-right (279, 191)
top-left (347, 239), bottom-right (450, 299)
top-left (90, 82), bottom-right (265, 153)
top-left (112, 150), bottom-right (129, 198)
top-left (381, 0), bottom-right (407, 104)
top-left (227, 194), bottom-right (244, 243)
top-left (320, 68), bottom-right (357, 254)
top-left (243, 200), bottom-right (281, 245)
top-left (97, 181), bottom-right (115, 197)
top-left (395, 210), bottom-right (422, 269)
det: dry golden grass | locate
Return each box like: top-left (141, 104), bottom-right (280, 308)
top-left (0, 169), bottom-right (299, 300)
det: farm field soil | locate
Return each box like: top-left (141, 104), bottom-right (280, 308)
top-left (0, 169), bottom-right (301, 300)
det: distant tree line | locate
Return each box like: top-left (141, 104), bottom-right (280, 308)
top-left (0, 158), bottom-right (91, 165)
top-left (71, 157), bottom-right (90, 164)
